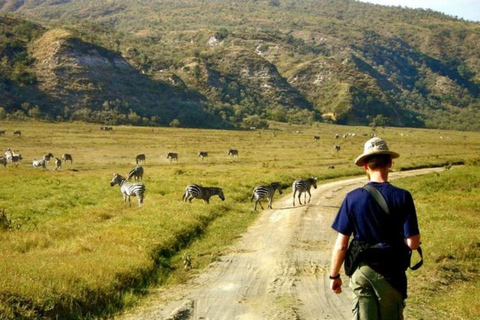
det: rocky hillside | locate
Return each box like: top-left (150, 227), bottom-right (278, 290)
top-left (1, 0), bottom-right (480, 130)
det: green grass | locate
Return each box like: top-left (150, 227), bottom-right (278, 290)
top-left (0, 120), bottom-right (479, 319)
top-left (396, 166), bottom-right (480, 320)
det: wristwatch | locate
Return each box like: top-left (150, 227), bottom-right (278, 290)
top-left (329, 274), bottom-right (341, 279)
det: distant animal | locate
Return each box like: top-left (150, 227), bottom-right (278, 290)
top-left (227, 149), bottom-right (238, 158)
top-left (100, 126), bottom-right (113, 131)
top-left (13, 130), bottom-right (21, 136)
top-left (334, 145), bottom-right (341, 152)
top-left (32, 159), bottom-right (46, 170)
top-left (0, 131), bottom-right (5, 136)
top-left (314, 136), bottom-right (320, 140)
top-left (54, 158), bottom-right (62, 170)
top-left (127, 165), bottom-right (144, 181)
top-left (250, 182), bottom-right (283, 211)
top-left (335, 133), bottom-right (340, 139)
top-left (62, 153), bottom-right (73, 164)
top-left (167, 152), bottom-right (178, 162)
top-left (135, 153), bottom-right (146, 164)
top-left (328, 165), bottom-right (335, 169)
top-left (182, 184), bottom-right (225, 204)
top-left (5, 149), bottom-right (22, 165)
top-left (292, 177), bottom-right (318, 206)
top-left (198, 151), bottom-right (208, 160)
top-left (110, 173), bottom-right (145, 207)
top-left (0, 157), bottom-right (6, 167)
top-left (43, 153), bottom-right (54, 163)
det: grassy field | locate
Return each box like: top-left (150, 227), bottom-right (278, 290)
top-left (0, 121), bottom-right (479, 319)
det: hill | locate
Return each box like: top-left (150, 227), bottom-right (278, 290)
top-left (1, 0), bottom-right (480, 130)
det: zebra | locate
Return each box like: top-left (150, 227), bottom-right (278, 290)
top-left (314, 136), bottom-right (320, 141)
top-left (0, 157), bottom-right (6, 167)
top-left (198, 151), bottom-right (208, 160)
top-left (110, 173), bottom-right (145, 207)
top-left (167, 152), bottom-right (178, 162)
top-left (62, 153), bottom-right (73, 164)
top-left (250, 181), bottom-right (283, 211)
top-left (292, 177), bottom-right (318, 206)
top-left (54, 158), bottom-right (62, 170)
top-left (135, 153), bottom-right (146, 164)
top-left (33, 159), bottom-right (46, 170)
top-left (43, 153), bottom-right (54, 163)
top-left (182, 184), bottom-right (225, 204)
top-left (13, 130), bottom-right (21, 136)
top-left (334, 145), bottom-right (341, 152)
top-left (227, 149), bottom-right (238, 158)
top-left (127, 165), bottom-right (144, 181)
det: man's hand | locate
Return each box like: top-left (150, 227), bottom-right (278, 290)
top-left (330, 278), bottom-right (343, 294)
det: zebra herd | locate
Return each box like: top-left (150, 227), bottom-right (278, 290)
top-left (113, 162), bottom-right (318, 211)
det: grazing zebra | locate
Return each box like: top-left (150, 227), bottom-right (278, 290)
top-left (43, 153), bottom-right (54, 163)
top-left (167, 152), bottom-right (178, 162)
top-left (182, 184), bottom-right (225, 204)
top-left (198, 151), bottom-right (208, 160)
top-left (250, 181), bottom-right (283, 211)
top-left (54, 158), bottom-right (62, 170)
top-left (62, 153), bottom-right (73, 164)
top-left (292, 177), bottom-right (318, 206)
top-left (33, 159), bottom-right (46, 170)
top-left (135, 153), bottom-right (146, 164)
top-left (0, 157), bottom-right (6, 167)
top-left (227, 149), bottom-right (238, 158)
top-left (13, 130), bottom-right (21, 136)
top-left (127, 165), bottom-right (144, 181)
top-left (334, 145), bottom-right (341, 152)
top-left (110, 173), bottom-right (145, 207)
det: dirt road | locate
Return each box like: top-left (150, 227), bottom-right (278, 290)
top-left (118, 168), bottom-right (443, 320)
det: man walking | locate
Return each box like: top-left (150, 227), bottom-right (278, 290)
top-left (329, 137), bottom-right (421, 319)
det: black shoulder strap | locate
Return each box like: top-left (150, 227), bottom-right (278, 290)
top-left (363, 184), bottom-right (390, 215)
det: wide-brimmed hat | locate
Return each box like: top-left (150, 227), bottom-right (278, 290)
top-left (354, 137), bottom-right (399, 166)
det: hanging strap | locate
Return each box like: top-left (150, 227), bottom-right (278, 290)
top-left (363, 184), bottom-right (423, 270)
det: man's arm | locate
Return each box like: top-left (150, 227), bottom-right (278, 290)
top-left (330, 233), bottom-right (350, 294)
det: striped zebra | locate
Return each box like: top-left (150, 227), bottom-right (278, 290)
top-left (292, 177), bottom-right (318, 206)
top-left (227, 149), bottom-right (238, 158)
top-left (182, 184), bottom-right (225, 204)
top-left (167, 152), bottom-right (178, 162)
top-left (198, 151), bottom-right (208, 160)
top-left (62, 153), bottom-right (73, 164)
top-left (250, 181), bottom-right (283, 211)
top-left (110, 173), bottom-right (146, 207)
top-left (135, 153), bottom-right (146, 164)
top-left (127, 165), bottom-right (144, 181)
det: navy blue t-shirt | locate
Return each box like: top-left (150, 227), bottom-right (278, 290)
top-left (331, 182), bottom-right (419, 244)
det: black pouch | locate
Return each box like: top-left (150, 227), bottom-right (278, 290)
top-left (344, 239), bottom-right (372, 276)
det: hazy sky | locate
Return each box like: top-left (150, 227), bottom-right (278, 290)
top-left (358, 0), bottom-right (480, 22)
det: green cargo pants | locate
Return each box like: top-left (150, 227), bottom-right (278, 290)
top-left (350, 263), bottom-right (405, 320)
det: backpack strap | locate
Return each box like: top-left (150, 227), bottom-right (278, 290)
top-left (363, 184), bottom-right (390, 215)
